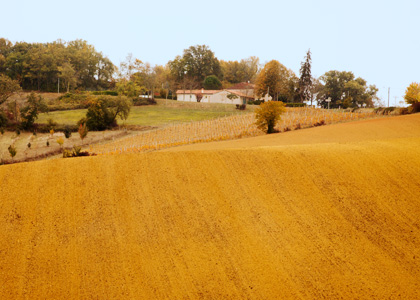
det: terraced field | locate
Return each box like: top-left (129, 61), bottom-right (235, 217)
top-left (0, 114), bottom-right (419, 299)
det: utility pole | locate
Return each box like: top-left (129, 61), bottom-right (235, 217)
top-left (388, 87), bottom-right (390, 107)
top-left (394, 96), bottom-right (398, 107)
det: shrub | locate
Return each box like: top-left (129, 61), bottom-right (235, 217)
top-left (78, 123), bottom-right (88, 141)
top-left (63, 126), bottom-right (72, 138)
top-left (91, 91), bottom-right (118, 96)
top-left (63, 145), bottom-right (93, 158)
top-left (285, 103), bottom-right (306, 108)
top-left (8, 145), bottom-right (17, 160)
top-left (255, 101), bottom-right (286, 134)
top-left (132, 97), bottom-right (157, 106)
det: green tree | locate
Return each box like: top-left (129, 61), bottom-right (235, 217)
top-left (203, 75), bottom-right (222, 90)
top-left (58, 62), bottom-right (78, 92)
top-left (20, 92), bottom-right (48, 130)
top-left (299, 49), bottom-right (312, 103)
top-left (0, 74), bottom-right (21, 105)
top-left (168, 45), bottom-right (222, 87)
top-left (317, 71), bottom-right (378, 108)
top-left (85, 96), bottom-right (132, 130)
top-left (255, 101), bottom-right (286, 134)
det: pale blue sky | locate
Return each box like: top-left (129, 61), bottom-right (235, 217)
top-left (1, 0), bottom-right (419, 105)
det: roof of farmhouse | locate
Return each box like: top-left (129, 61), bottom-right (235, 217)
top-left (176, 89), bottom-right (220, 95)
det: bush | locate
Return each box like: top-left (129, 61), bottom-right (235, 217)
top-left (255, 101), bottom-right (286, 134)
top-left (63, 146), bottom-right (93, 158)
top-left (132, 97), bottom-right (157, 106)
top-left (247, 99), bottom-right (264, 105)
top-left (91, 90), bottom-right (118, 96)
top-left (285, 103), bottom-right (306, 107)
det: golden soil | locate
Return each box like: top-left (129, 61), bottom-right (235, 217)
top-left (0, 114), bottom-right (419, 299)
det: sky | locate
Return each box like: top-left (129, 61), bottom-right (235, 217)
top-left (1, 0), bottom-right (419, 105)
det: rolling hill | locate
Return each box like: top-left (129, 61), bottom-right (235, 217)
top-left (0, 114), bottom-right (419, 299)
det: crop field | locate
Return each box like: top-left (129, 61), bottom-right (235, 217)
top-left (0, 114), bottom-right (419, 299)
top-left (91, 107), bottom-right (382, 155)
top-left (0, 130), bottom-right (131, 164)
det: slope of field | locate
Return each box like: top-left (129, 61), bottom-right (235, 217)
top-left (165, 112), bottom-right (420, 152)
top-left (0, 115), bottom-right (419, 299)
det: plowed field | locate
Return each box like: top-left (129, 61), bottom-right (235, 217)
top-left (1, 114), bottom-right (419, 299)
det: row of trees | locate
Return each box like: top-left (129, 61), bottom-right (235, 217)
top-left (0, 38), bottom-right (115, 92)
top-left (254, 50), bottom-right (380, 108)
top-left (1, 38), bottom-right (381, 107)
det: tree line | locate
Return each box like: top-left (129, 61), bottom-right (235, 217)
top-left (0, 38), bottom-right (115, 92)
top-left (1, 38), bottom-right (382, 108)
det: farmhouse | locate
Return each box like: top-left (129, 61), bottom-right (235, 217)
top-left (176, 82), bottom-right (271, 105)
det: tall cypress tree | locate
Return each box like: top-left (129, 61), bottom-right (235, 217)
top-left (299, 49), bottom-right (312, 103)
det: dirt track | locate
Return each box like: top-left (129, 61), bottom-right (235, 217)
top-left (0, 114), bottom-right (419, 299)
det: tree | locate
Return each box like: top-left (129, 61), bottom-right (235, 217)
top-left (255, 60), bottom-right (295, 101)
top-left (404, 82), bottom-right (420, 105)
top-left (8, 145), bottom-right (17, 161)
top-left (203, 75), bottom-right (222, 90)
top-left (85, 96), bottom-right (132, 130)
top-left (299, 49), bottom-right (312, 103)
top-left (220, 56), bottom-right (260, 84)
top-left (317, 71), bottom-right (378, 108)
top-left (255, 101), bottom-right (286, 134)
top-left (0, 74), bottom-right (21, 105)
top-left (58, 62), bottom-right (78, 92)
top-left (78, 122), bottom-right (88, 142)
top-left (168, 45), bottom-right (222, 87)
top-left (20, 92), bottom-right (48, 130)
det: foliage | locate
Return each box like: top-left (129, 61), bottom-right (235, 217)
top-left (84, 95), bottom-right (132, 130)
top-left (78, 122), bottom-right (88, 141)
top-left (20, 92), bottom-right (48, 130)
top-left (255, 60), bottom-right (297, 102)
top-left (317, 70), bottom-right (378, 108)
top-left (0, 74), bottom-right (21, 105)
top-left (203, 75), bottom-right (222, 90)
top-left (64, 126), bottom-right (72, 138)
top-left (168, 45), bottom-right (222, 87)
top-left (220, 56), bottom-right (260, 84)
top-left (91, 90), bottom-right (118, 96)
top-left (56, 137), bottom-right (64, 149)
top-left (58, 62), bottom-right (78, 92)
top-left (0, 39), bottom-right (115, 92)
top-left (159, 88), bottom-right (169, 99)
top-left (227, 93), bottom-right (238, 101)
top-left (63, 145), bottom-right (91, 158)
top-left (404, 82), bottom-right (420, 105)
top-left (298, 49), bottom-right (312, 103)
top-left (255, 101), bottom-right (286, 134)
top-left (8, 145), bottom-right (17, 160)
top-left (116, 79), bottom-right (144, 98)
top-left (0, 110), bottom-right (7, 128)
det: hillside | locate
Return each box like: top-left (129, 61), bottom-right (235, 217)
top-left (0, 114), bottom-right (419, 299)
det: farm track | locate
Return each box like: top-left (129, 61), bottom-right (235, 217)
top-left (0, 114), bottom-right (419, 299)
